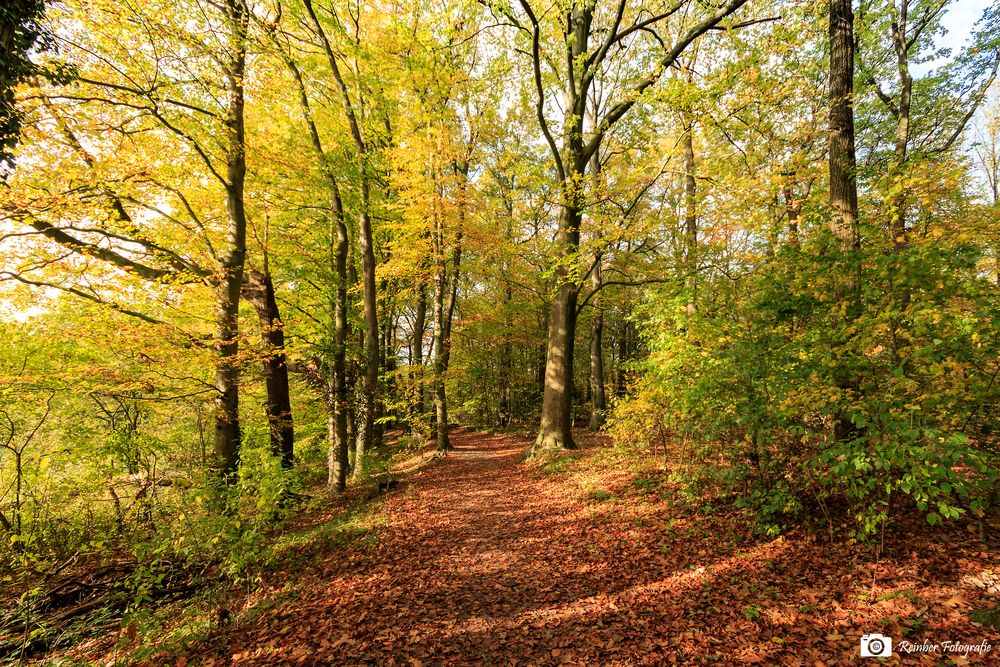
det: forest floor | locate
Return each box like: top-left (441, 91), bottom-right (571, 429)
top-left (60, 428), bottom-right (1000, 665)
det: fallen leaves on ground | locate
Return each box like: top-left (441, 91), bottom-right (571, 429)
top-left (159, 430), bottom-right (999, 665)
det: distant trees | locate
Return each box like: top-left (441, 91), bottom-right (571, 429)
top-left (494, 0), bottom-right (752, 455)
top-left (0, 0), bottom-right (996, 567)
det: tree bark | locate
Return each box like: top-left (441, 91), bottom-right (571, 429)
top-left (829, 0), bottom-right (860, 255)
top-left (588, 262), bottom-right (606, 431)
top-left (242, 269), bottom-right (294, 469)
top-left (889, 1), bottom-right (912, 250)
top-left (828, 0), bottom-right (862, 444)
top-left (213, 0), bottom-right (249, 480)
top-left (303, 0), bottom-right (379, 480)
top-left (431, 236), bottom-right (450, 452)
top-left (328, 189), bottom-right (350, 493)
top-left (533, 204), bottom-right (582, 453)
top-left (683, 122), bottom-right (698, 317)
top-left (411, 281), bottom-right (427, 424)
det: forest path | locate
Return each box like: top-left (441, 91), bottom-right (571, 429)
top-left (204, 428), bottom-right (996, 666)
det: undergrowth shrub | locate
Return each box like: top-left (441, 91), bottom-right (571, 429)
top-left (611, 223), bottom-right (1000, 544)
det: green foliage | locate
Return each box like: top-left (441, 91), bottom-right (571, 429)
top-left (0, 0), bottom-right (48, 171)
top-left (969, 605), bottom-right (1000, 631)
top-left (612, 193), bottom-right (999, 540)
top-left (587, 489), bottom-right (618, 503)
top-left (741, 604), bottom-right (763, 622)
top-left (734, 482), bottom-right (804, 538)
top-left (538, 452), bottom-right (576, 475)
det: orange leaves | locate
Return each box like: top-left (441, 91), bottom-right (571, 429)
top-left (155, 429), bottom-right (1000, 667)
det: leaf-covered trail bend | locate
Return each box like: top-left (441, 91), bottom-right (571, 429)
top-left (207, 429), bottom-right (999, 666)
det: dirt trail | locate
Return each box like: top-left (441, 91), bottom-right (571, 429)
top-left (203, 429), bottom-right (999, 666)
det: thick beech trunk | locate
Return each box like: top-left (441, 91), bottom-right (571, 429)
top-left (533, 204), bottom-right (582, 454)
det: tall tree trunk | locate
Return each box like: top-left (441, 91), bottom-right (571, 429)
top-left (783, 184), bottom-right (801, 249)
top-left (213, 0), bottom-right (249, 479)
top-left (535, 308), bottom-right (548, 399)
top-left (500, 276), bottom-right (514, 426)
top-left (829, 0), bottom-right (861, 443)
top-left (304, 0), bottom-right (379, 480)
top-left (829, 0), bottom-right (860, 253)
top-left (328, 189), bottom-right (350, 493)
top-left (533, 203), bottom-right (582, 454)
top-left (410, 282), bottom-right (427, 427)
top-left (242, 269), bottom-right (294, 468)
top-left (590, 303), bottom-right (608, 431)
top-left (889, 2), bottom-right (912, 250)
top-left (431, 236), bottom-right (450, 452)
top-left (275, 41), bottom-right (350, 491)
top-left (683, 122), bottom-right (698, 317)
top-left (588, 262), bottom-right (606, 431)
top-left (529, 0), bottom-right (591, 456)
top-left (377, 300), bottom-right (395, 437)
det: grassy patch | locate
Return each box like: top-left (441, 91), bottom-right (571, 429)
top-left (269, 499), bottom-right (386, 573)
top-left (587, 489), bottom-right (619, 503)
top-left (970, 605), bottom-right (1000, 631)
top-left (537, 452), bottom-right (577, 475)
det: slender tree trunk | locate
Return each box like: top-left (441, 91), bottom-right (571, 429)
top-left (328, 190), bottom-right (350, 493)
top-left (535, 309), bottom-right (548, 399)
top-left (829, 0), bottom-right (862, 443)
top-left (411, 282), bottom-right (427, 425)
top-left (588, 308), bottom-right (606, 430)
top-left (890, 4), bottom-right (912, 250)
top-left (276, 42), bottom-right (350, 491)
top-left (683, 123), bottom-right (698, 317)
top-left (783, 185), bottom-right (801, 249)
top-left (303, 0), bottom-right (379, 480)
top-left (829, 0), bottom-right (860, 254)
top-left (500, 277), bottom-right (514, 426)
top-left (376, 301), bottom-right (395, 437)
top-left (213, 0), bottom-right (249, 480)
top-left (242, 269), bottom-right (294, 468)
top-left (431, 239), bottom-right (450, 452)
top-left (412, 285), bottom-right (427, 367)
top-left (588, 260), bottom-right (606, 431)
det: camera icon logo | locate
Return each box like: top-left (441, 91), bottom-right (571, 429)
top-left (860, 633), bottom-right (893, 657)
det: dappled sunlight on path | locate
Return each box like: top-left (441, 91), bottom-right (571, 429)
top-left (200, 429), bottom-right (1000, 666)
